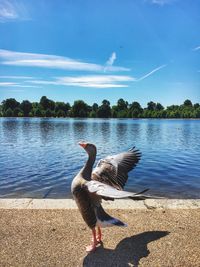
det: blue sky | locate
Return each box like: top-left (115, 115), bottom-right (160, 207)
top-left (0, 0), bottom-right (199, 107)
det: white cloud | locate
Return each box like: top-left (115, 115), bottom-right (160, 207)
top-left (0, 0), bottom-right (29, 22)
top-left (0, 81), bottom-right (41, 88)
top-left (193, 46), bottom-right (200, 51)
top-left (0, 82), bottom-right (18, 86)
top-left (136, 64), bottom-right (167, 81)
top-left (104, 52), bottom-right (117, 72)
top-left (28, 65), bottom-right (165, 88)
top-left (30, 75), bottom-right (135, 88)
top-left (0, 49), bottom-right (166, 88)
top-left (13, 85), bottom-right (41, 88)
top-left (0, 49), bottom-right (130, 72)
top-left (0, 75), bottom-right (33, 79)
top-left (58, 75), bottom-right (134, 83)
top-left (0, 1), bottom-right (18, 20)
top-left (106, 52), bottom-right (117, 66)
top-left (150, 0), bottom-right (173, 5)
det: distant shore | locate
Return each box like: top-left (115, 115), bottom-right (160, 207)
top-left (1, 97), bottom-right (199, 119)
top-left (1, 117), bottom-right (200, 120)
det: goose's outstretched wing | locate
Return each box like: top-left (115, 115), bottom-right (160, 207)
top-left (92, 147), bottom-right (141, 190)
top-left (85, 180), bottom-right (157, 200)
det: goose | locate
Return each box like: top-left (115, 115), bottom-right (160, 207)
top-left (71, 141), bottom-right (157, 252)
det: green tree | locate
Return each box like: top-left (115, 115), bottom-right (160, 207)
top-left (117, 98), bottom-right (128, 110)
top-left (129, 101), bottom-right (143, 118)
top-left (71, 100), bottom-right (89, 117)
top-left (195, 107), bottom-right (200, 118)
top-left (40, 96), bottom-right (55, 110)
top-left (2, 98), bottom-right (20, 111)
top-left (20, 100), bottom-right (32, 116)
top-left (34, 108), bottom-right (43, 117)
top-left (32, 102), bottom-right (40, 109)
top-left (156, 103), bottom-right (164, 111)
top-left (112, 98), bottom-right (129, 118)
top-left (89, 110), bottom-right (97, 118)
top-left (92, 103), bottom-right (98, 112)
top-left (4, 108), bottom-right (13, 117)
top-left (45, 109), bottom-right (54, 117)
top-left (55, 102), bottom-right (70, 116)
top-left (56, 109), bottom-right (66, 117)
top-left (13, 107), bottom-right (23, 117)
top-left (0, 104), bottom-right (2, 116)
top-left (97, 100), bottom-right (111, 118)
top-left (183, 99), bottom-right (192, 107)
top-left (88, 103), bottom-right (98, 118)
top-left (147, 101), bottom-right (156, 111)
top-left (194, 103), bottom-right (200, 109)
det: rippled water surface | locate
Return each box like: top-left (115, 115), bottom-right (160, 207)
top-left (0, 118), bottom-right (200, 198)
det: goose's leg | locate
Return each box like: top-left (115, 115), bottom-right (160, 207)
top-left (96, 226), bottom-right (102, 243)
top-left (86, 228), bottom-right (98, 252)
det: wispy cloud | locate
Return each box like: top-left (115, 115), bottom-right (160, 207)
top-left (0, 82), bottom-right (18, 86)
top-left (136, 64), bottom-right (167, 81)
top-left (0, 48), bottom-right (165, 88)
top-left (0, 75), bottom-right (33, 79)
top-left (104, 52), bottom-right (117, 72)
top-left (149, 0), bottom-right (174, 5)
top-left (30, 75), bottom-right (135, 88)
top-left (0, 49), bottom-right (130, 72)
top-left (0, 81), bottom-right (41, 88)
top-left (0, 0), bottom-right (29, 22)
top-left (193, 46), bottom-right (200, 51)
top-left (106, 52), bottom-right (116, 66)
top-left (29, 65), bottom-right (165, 88)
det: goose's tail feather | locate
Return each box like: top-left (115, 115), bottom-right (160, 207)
top-left (95, 205), bottom-right (127, 228)
top-left (129, 192), bottom-right (164, 201)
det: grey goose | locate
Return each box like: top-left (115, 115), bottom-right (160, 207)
top-left (71, 141), bottom-right (159, 252)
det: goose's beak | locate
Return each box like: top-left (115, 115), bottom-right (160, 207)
top-left (78, 142), bottom-right (87, 148)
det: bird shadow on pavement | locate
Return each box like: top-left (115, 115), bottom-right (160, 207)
top-left (83, 231), bottom-right (170, 267)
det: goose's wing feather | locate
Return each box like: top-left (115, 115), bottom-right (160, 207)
top-left (92, 147), bottom-right (141, 189)
top-left (85, 180), bottom-right (153, 200)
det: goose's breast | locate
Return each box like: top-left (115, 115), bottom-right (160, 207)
top-left (73, 184), bottom-right (97, 229)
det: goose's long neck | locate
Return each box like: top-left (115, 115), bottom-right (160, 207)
top-left (81, 151), bottom-right (96, 181)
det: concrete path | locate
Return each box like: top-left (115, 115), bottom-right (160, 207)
top-left (0, 199), bottom-right (199, 267)
top-left (0, 198), bottom-right (200, 209)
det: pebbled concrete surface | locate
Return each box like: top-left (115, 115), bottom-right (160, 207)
top-left (0, 208), bottom-right (200, 267)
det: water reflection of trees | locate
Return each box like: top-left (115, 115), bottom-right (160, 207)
top-left (100, 122), bottom-right (111, 143)
top-left (72, 120), bottom-right (89, 141)
top-left (2, 118), bottom-right (19, 143)
top-left (39, 119), bottom-right (56, 143)
top-left (116, 122), bottom-right (128, 139)
top-left (114, 121), bottom-right (143, 148)
top-left (145, 122), bottom-right (163, 145)
top-left (39, 119), bottom-right (73, 145)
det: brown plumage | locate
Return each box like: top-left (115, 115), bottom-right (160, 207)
top-left (71, 141), bottom-right (158, 252)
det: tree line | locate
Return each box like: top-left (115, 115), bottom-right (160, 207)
top-left (0, 96), bottom-right (200, 118)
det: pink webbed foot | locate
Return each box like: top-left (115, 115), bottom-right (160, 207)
top-left (86, 243), bottom-right (97, 252)
top-left (86, 228), bottom-right (98, 253)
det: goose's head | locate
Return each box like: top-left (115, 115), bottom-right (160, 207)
top-left (78, 141), bottom-right (97, 156)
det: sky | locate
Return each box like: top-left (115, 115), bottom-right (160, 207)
top-left (0, 0), bottom-right (199, 107)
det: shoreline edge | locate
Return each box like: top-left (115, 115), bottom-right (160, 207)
top-left (0, 198), bottom-right (200, 209)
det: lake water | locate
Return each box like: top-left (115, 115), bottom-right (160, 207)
top-left (0, 118), bottom-right (200, 199)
